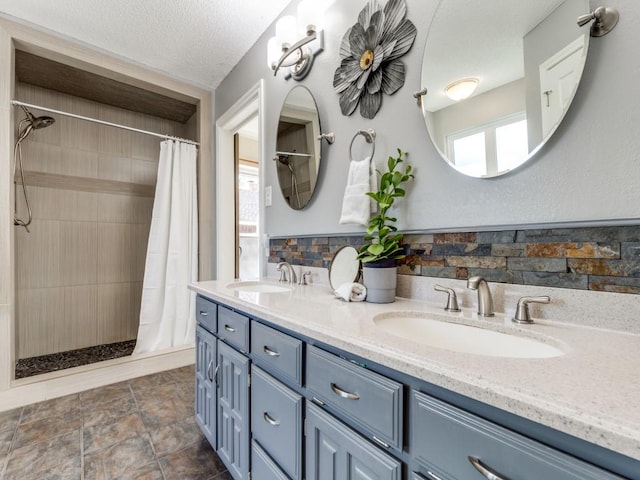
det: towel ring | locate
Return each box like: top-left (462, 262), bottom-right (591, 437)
top-left (349, 128), bottom-right (376, 162)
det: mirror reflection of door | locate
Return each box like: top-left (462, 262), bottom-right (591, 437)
top-left (540, 36), bottom-right (585, 138)
top-left (235, 117), bottom-right (260, 279)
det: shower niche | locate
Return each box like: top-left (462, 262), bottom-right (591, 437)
top-left (11, 50), bottom-right (199, 378)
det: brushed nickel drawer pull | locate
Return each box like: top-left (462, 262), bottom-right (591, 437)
top-left (468, 456), bottom-right (510, 480)
top-left (199, 310), bottom-right (208, 316)
top-left (207, 360), bottom-right (214, 382)
top-left (330, 382), bottom-right (360, 400)
top-left (263, 411), bottom-right (280, 426)
top-left (372, 435), bottom-right (390, 448)
top-left (214, 365), bottom-right (220, 388)
top-left (224, 324), bottom-right (236, 332)
top-left (263, 345), bottom-right (280, 357)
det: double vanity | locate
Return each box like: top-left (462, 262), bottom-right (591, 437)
top-left (190, 279), bottom-right (639, 480)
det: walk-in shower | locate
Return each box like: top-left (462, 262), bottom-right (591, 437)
top-left (13, 105), bottom-right (55, 232)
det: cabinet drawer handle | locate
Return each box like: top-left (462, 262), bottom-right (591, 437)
top-left (214, 365), bottom-right (220, 388)
top-left (412, 473), bottom-right (443, 480)
top-left (199, 310), bottom-right (208, 316)
top-left (263, 411), bottom-right (281, 426)
top-left (330, 382), bottom-right (360, 400)
top-left (207, 360), bottom-right (214, 382)
top-left (468, 456), bottom-right (510, 480)
top-left (263, 345), bottom-right (280, 357)
top-left (224, 324), bottom-right (236, 332)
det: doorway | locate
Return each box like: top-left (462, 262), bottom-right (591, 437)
top-left (215, 81), bottom-right (264, 280)
top-left (235, 116), bottom-right (261, 279)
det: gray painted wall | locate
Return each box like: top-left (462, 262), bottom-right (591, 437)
top-left (215, 0), bottom-right (638, 238)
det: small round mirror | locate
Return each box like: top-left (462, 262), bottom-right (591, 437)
top-left (328, 246), bottom-right (361, 291)
top-left (420, 0), bottom-right (589, 177)
top-left (275, 86), bottom-right (322, 209)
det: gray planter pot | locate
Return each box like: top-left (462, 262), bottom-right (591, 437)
top-left (362, 260), bottom-right (397, 303)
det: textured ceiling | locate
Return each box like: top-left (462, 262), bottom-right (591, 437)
top-left (0, 0), bottom-right (293, 89)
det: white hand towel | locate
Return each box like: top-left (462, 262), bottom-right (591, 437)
top-left (333, 282), bottom-right (367, 302)
top-left (339, 157), bottom-right (373, 226)
top-left (369, 158), bottom-right (377, 213)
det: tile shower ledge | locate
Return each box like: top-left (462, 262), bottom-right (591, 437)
top-left (190, 280), bottom-right (640, 462)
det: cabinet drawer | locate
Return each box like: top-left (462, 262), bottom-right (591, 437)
top-left (410, 390), bottom-right (624, 480)
top-left (251, 440), bottom-right (289, 480)
top-left (306, 345), bottom-right (402, 450)
top-left (217, 306), bottom-right (249, 352)
top-left (251, 321), bottom-right (303, 386)
top-left (195, 295), bottom-right (217, 333)
top-left (251, 366), bottom-right (302, 480)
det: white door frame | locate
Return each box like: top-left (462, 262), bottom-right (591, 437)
top-left (215, 80), bottom-right (265, 280)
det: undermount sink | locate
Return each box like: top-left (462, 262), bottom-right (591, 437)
top-left (226, 280), bottom-right (294, 294)
top-left (373, 313), bottom-right (564, 359)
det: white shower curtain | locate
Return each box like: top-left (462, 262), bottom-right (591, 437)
top-left (134, 140), bottom-right (198, 353)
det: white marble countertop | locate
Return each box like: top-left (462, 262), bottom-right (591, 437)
top-left (190, 279), bottom-right (640, 462)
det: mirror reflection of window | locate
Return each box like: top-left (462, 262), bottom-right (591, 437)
top-left (447, 113), bottom-right (528, 177)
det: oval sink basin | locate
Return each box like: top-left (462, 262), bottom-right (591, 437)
top-left (373, 313), bottom-right (564, 359)
top-left (226, 280), bottom-right (294, 294)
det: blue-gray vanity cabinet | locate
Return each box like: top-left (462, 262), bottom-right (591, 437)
top-left (306, 344), bottom-right (403, 450)
top-left (410, 389), bottom-right (624, 480)
top-left (252, 440), bottom-right (290, 480)
top-left (195, 325), bottom-right (216, 449)
top-left (251, 366), bottom-right (302, 480)
top-left (306, 402), bottom-right (402, 480)
top-left (251, 321), bottom-right (303, 386)
top-left (218, 305), bottom-right (250, 353)
top-left (196, 295), bottom-right (217, 333)
top-left (217, 340), bottom-right (250, 480)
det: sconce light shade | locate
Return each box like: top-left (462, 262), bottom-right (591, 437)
top-left (445, 78), bottom-right (479, 101)
top-left (298, 0), bottom-right (325, 33)
top-left (276, 15), bottom-right (298, 47)
top-left (267, 37), bottom-right (281, 69)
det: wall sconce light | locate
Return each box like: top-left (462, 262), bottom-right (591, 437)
top-left (445, 78), bottom-right (479, 101)
top-left (267, 0), bottom-right (326, 80)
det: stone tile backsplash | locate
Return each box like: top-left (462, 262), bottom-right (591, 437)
top-left (269, 226), bottom-right (640, 295)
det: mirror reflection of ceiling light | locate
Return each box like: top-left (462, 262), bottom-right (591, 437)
top-left (445, 78), bottom-right (479, 101)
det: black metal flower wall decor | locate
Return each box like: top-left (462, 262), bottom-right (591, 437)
top-left (333, 0), bottom-right (417, 119)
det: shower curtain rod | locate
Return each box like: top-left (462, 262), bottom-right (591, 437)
top-left (11, 100), bottom-right (200, 146)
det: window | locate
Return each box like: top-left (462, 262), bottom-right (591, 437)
top-left (447, 113), bottom-right (528, 177)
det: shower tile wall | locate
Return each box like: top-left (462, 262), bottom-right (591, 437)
top-left (14, 83), bottom-right (187, 359)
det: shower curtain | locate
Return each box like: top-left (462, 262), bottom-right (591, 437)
top-left (134, 140), bottom-right (198, 353)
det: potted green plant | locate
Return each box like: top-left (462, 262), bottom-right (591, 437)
top-left (358, 148), bottom-right (414, 303)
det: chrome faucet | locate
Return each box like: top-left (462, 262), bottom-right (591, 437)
top-left (276, 262), bottom-right (297, 284)
top-left (466, 276), bottom-right (494, 317)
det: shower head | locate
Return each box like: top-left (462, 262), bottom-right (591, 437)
top-left (20, 105), bottom-right (55, 130)
top-left (277, 154), bottom-right (290, 166)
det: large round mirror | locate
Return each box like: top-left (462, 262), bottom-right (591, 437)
top-left (420, 0), bottom-right (589, 178)
top-left (275, 86), bottom-right (322, 209)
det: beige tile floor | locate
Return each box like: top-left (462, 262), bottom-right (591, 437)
top-left (0, 365), bottom-right (232, 480)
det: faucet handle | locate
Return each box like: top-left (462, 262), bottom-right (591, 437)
top-left (298, 270), bottom-right (311, 285)
top-left (513, 296), bottom-right (550, 324)
top-left (434, 285), bottom-right (461, 312)
top-left (276, 262), bottom-right (288, 282)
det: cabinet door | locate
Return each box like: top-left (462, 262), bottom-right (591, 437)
top-left (195, 325), bottom-right (216, 449)
top-left (217, 340), bottom-right (250, 480)
top-left (251, 366), bottom-right (302, 480)
top-left (306, 403), bottom-right (401, 480)
top-left (410, 390), bottom-right (624, 480)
